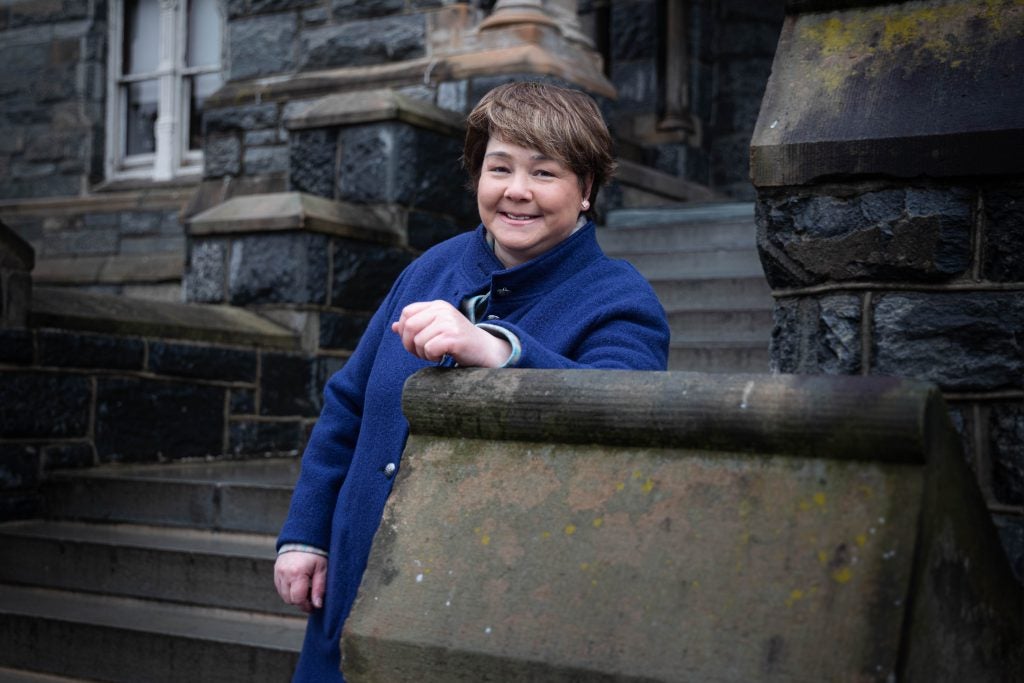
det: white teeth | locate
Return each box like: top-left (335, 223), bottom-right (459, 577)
top-left (505, 213), bottom-right (535, 220)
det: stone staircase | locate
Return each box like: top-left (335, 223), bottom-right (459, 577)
top-left (598, 202), bottom-right (774, 372)
top-left (0, 459), bottom-right (305, 682)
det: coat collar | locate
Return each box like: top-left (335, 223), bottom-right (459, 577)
top-left (461, 222), bottom-right (605, 301)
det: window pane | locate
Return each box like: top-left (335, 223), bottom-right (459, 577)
top-left (187, 0), bottom-right (222, 68)
top-left (125, 79), bottom-right (158, 156)
top-left (123, 0), bottom-right (159, 75)
top-left (186, 72), bottom-right (223, 150)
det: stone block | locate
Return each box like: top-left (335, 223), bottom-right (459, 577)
top-left (717, 20), bottom-right (785, 58)
top-left (228, 232), bottom-right (329, 306)
top-left (251, 0), bottom-right (320, 14)
top-left (38, 331), bottom-right (145, 370)
top-left (289, 129), bottom-right (338, 199)
top-left (337, 123), bottom-right (468, 216)
top-left (407, 211), bottom-right (468, 251)
top-left (299, 14), bottom-right (425, 71)
top-left (228, 13), bottom-right (298, 80)
top-left (0, 444), bottom-right (39, 490)
top-left (0, 372), bottom-right (91, 438)
top-left (229, 419), bottom-right (303, 456)
top-left (230, 388), bottom-right (255, 415)
top-left (95, 377), bottom-right (225, 462)
top-left (769, 295), bottom-right (861, 375)
top-left (184, 239), bottom-right (228, 303)
top-left (203, 133), bottom-right (241, 177)
top-left (205, 103), bottom-right (280, 134)
top-left (757, 188), bottom-right (973, 288)
top-left (872, 292), bottom-right (1024, 392)
top-left (9, 0), bottom-right (89, 27)
top-left (244, 145), bottom-right (290, 176)
top-left (331, 0), bottom-right (405, 20)
top-left (0, 330), bottom-right (32, 365)
top-left (945, 402), bottom-right (976, 476)
top-left (119, 235), bottom-right (185, 255)
top-left (43, 442), bottom-right (95, 471)
top-left (331, 239), bottom-right (413, 310)
top-left (260, 352), bottom-right (318, 417)
top-left (148, 341), bottom-right (257, 382)
top-left (118, 211), bottom-right (163, 235)
top-left (993, 514), bottom-right (1024, 584)
top-left (244, 129), bottom-right (281, 146)
top-left (990, 402), bottom-right (1024, 507)
top-left (610, 0), bottom-right (658, 61)
top-left (982, 187), bottom-right (1024, 282)
top-left (319, 311), bottom-right (372, 351)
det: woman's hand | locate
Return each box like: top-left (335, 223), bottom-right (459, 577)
top-left (391, 300), bottom-right (511, 367)
top-left (274, 551), bottom-right (327, 613)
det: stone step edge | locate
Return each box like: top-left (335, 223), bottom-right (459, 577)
top-left (0, 519), bottom-right (276, 559)
top-left (45, 458), bottom-right (300, 487)
top-left (0, 665), bottom-right (95, 683)
top-left (0, 585), bottom-right (305, 652)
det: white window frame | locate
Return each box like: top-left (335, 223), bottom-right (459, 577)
top-left (106, 0), bottom-right (223, 182)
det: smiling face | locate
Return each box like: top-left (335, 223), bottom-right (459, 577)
top-left (477, 136), bottom-right (592, 268)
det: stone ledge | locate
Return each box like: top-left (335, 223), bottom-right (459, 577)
top-left (615, 159), bottom-right (722, 204)
top-left (32, 253), bottom-right (184, 285)
top-left (188, 192), bottom-right (405, 246)
top-left (285, 88), bottom-right (464, 138)
top-left (29, 287), bottom-right (298, 349)
top-left (0, 187), bottom-right (193, 216)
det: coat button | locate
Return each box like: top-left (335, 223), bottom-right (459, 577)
top-left (486, 314), bottom-right (500, 320)
top-left (384, 463), bottom-right (397, 478)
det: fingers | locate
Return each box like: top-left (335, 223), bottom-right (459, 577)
top-left (392, 300), bottom-right (472, 362)
top-left (274, 552), bottom-right (326, 614)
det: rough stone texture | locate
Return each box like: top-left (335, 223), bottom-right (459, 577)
top-left (204, 104), bottom-right (280, 134)
top-left (337, 123), bottom-right (471, 219)
top-left (148, 342), bottom-right (257, 383)
top-left (610, 61), bottom-right (658, 112)
top-left (407, 211), bottom-right (468, 251)
top-left (872, 292), bottom-right (1024, 392)
top-left (0, 444), bottom-right (39, 490)
top-left (0, 373), bottom-right (91, 438)
top-left (229, 419), bottom-right (303, 456)
top-left (994, 514), bottom-right (1024, 583)
top-left (243, 145), bottom-right (290, 176)
top-left (990, 402), bottom-right (1024, 507)
top-left (289, 128), bottom-right (338, 199)
top-left (982, 187), bottom-right (1024, 282)
top-left (299, 14), bottom-right (425, 71)
top-left (610, 0), bottom-right (658, 61)
top-left (251, 0), bottom-right (320, 14)
top-left (228, 232), bottom-right (328, 306)
top-left (95, 378), bottom-right (225, 462)
top-left (230, 388), bottom-right (256, 415)
top-left (260, 353), bottom-right (318, 417)
top-left (769, 295), bottom-right (861, 374)
top-left (203, 133), bottom-right (242, 178)
top-left (319, 311), bottom-right (372, 350)
top-left (945, 403), bottom-right (976, 476)
top-left (43, 442), bottom-right (95, 471)
top-left (757, 188), bottom-right (973, 288)
top-left (184, 239), bottom-right (228, 303)
top-left (331, 239), bottom-right (413, 310)
top-left (331, 0), bottom-right (405, 20)
top-left (0, 329), bottom-right (32, 365)
top-left (228, 13), bottom-right (298, 80)
top-left (38, 331), bottom-right (145, 370)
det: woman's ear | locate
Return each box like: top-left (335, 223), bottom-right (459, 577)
top-left (583, 176), bottom-right (594, 203)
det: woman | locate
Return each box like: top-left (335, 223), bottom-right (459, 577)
top-left (274, 81), bottom-right (670, 681)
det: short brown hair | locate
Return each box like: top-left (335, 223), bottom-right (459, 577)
top-left (462, 81), bottom-right (616, 211)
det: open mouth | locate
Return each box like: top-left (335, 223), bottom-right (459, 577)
top-left (500, 211), bottom-right (540, 221)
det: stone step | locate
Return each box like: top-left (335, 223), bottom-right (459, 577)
top-left (0, 585), bottom-right (304, 683)
top-left (669, 342), bottom-right (771, 374)
top-left (599, 220), bottom-right (756, 253)
top-left (0, 520), bottom-right (290, 616)
top-left (43, 458), bottom-right (299, 535)
top-left (0, 667), bottom-right (94, 683)
top-left (649, 276), bottom-right (775, 312)
top-left (617, 249), bottom-right (765, 280)
top-left (667, 308), bottom-right (773, 343)
top-left (605, 201), bottom-right (755, 229)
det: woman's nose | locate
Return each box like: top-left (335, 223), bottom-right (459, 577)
top-left (503, 172), bottom-right (531, 200)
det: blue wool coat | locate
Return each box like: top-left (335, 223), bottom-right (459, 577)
top-left (277, 222), bottom-right (669, 681)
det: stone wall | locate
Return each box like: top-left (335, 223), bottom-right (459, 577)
top-left (0, 285), bottom-right (321, 520)
top-left (0, 0), bottom-right (105, 200)
top-left (751, 0), bottom-right (1024, 580)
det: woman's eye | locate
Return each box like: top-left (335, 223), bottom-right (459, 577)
top-left (488, 165), bottom-right (510, 174)
top-left (534, 169), bottom-right (554, 178)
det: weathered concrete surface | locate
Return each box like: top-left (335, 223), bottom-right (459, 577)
top-left (344, 369), bottom-right (1021, 682)
top-left (751, 0), bottom-right (1024, 185)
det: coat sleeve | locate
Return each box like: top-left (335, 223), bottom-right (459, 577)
top-left (491, 266), bottom-right (670, 371)
top-left (276, 266), bottom-right (414, 552)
